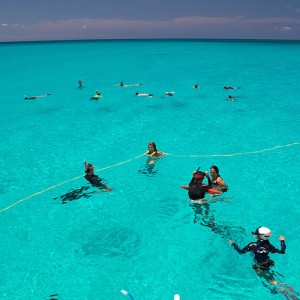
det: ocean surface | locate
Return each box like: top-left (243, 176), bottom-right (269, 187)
top-left (0, 39), bottom-right (300, 300)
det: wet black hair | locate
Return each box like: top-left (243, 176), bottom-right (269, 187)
top-left (210, 165), bottom-right (219, 174)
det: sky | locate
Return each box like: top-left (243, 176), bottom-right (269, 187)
top-left (1, 0), bottom-right (300, 42)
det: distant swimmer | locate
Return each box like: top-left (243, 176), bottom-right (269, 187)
top-left (118, 82), bottom-right (143, 87)
top-left (165, 91), bottom-right (175, 96)
top-left (135, 91), bottom-right (153, 97)
top-left (78, 80), bottom-right (83, 88)
top-left (90, 90), bottom-right (101, 100)
top-left (224, 86), bottom-right (234, 90)
top-left (24, 93), bottom-right (51, 100)
top-left (193, 84), bottom-right (199, 89)
top-left (227, 95), bottom-right (236, 101)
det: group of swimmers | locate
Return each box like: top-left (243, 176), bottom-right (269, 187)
top-left (94, 142), bottom-right (293, 294)
top-left (76, 80), bottom-right (237, 101)
top-left (83, 141), bottom-right (288, 289)
top-left (186, 165), bottom-right (288, 288)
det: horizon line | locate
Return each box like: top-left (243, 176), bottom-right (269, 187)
top-left (1, 37), bottom-right (300, 44)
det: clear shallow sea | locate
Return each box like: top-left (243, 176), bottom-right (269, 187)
top-left (0, 39), bottom-right (300, 300)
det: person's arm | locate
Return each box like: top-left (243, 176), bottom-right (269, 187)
top-left (270, 236), bottom-right (286, 254)
top-left (156, 150), bottom-right (164, 156)
top-left (217, 177), bottom-right (227, 188)
top-left (229, 240), bottom-right (252, 254)
top-left (205, 172), bottom-right (212, 187)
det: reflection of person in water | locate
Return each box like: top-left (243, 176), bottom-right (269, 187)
top-left (190, 200), bottom-right (245, 240)
top-left (54, 186), bottom-right (94, 204)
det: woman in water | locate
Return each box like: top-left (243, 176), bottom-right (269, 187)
top-left (142, 141), bottom-right (164, 167)
top-left (209, 166), bottom-right (228, 192)
top-left (145, 142), bottom-right (164, 157)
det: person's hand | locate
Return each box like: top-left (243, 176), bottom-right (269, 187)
top-left (279, 236), bottom-right (285, 241)
top-left (229, 240), bottom-right (234, 245)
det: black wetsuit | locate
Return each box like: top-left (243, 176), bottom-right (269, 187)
top-left (84, 174), bottom-right (105, 188)
top-left (188, 177), bottom-right (212, 200)
top-left (231, 239), bottom-right (286, 270)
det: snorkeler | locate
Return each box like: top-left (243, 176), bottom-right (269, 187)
top-left (135, 91), bottom-right (153, 97)
top-left (165, 91), bottom-right (175, 96)
top-left (229, 227), bottom-right (286, 284)
top-left (117, 82), bottom-right (143, 87)
top-left (24, 93), bottom-right (51, 100)
top-left (227, 95), bottom-right (236, 101)
top-left (84, 161), bottom-right (112, 192)
top-left (187, 170), bottom-right (212, 201)
top-left (223, 86), bottom-right (234, 90)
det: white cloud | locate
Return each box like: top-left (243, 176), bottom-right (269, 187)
top-left (275, 26), bottom-right (293, 32)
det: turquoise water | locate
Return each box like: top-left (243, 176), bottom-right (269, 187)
top-left (0, 39), bottom-right (300, 300)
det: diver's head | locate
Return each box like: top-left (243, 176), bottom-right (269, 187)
top-left (193, 172), bottom-right (205, 182)
top-left (252, 226), bottom-right (272, 240)
top-left (85, 163), bottom-right (95, 174)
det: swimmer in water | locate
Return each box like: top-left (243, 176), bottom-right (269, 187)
top-left (144, 141), bottom-right (164, 164)
top-left (135, 91), bottom-right (153, 97)
top-left (187, 171), bottom-right (212, 201)
top-left (165, 91), bottom-right (175, 96)
top-left (229, 227), bottom-right (286, 285)
top-left (209, 166), bottom-right (228, 192)
top-left (24, 93), bottom-right (51, 100)
top-left (117, 82), bottom-right (143, 87)
top-left (84, 161), bottom-right (112, 192)
top-left (227, 95), bottom-right (236, 101)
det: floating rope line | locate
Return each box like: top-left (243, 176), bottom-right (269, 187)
top-left (164, 142), bottom-right (300, 158)
top-left (0, 154), bottom-right (145, 214)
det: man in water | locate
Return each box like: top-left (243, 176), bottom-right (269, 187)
top-left (229, 227), bottom-right (286, 284)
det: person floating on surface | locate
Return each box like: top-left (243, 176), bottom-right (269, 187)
top-left (24, 93), bottom-right (51, 100)
top-left (135, 91), bottom-right (153, 97)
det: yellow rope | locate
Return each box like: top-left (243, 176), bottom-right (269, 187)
top-left (0, 154), bottom-right (145, 214)
top-left (164, 142), bottom-right (300, 158)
